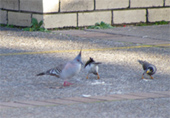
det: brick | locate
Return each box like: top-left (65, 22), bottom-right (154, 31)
top-left (165, 0), bottom-right (170, 6)
top-left (110, 94), bottom-right (145, 100)
top-left (131, 0), bottom-right (163, 8)
top-left (96, 0), bottom-right (129, 9)
top-left (148, 8), bottom-right (170, 22)
top-left (113, 9), bottom-right (146, 24)
top-left (44, 99), bottom-right (80, 105)
top-left (64, 97), bottom-right (104, 103)
top-left (54, 30), bottom-right (114, 38)
top-left (0, 102), bottom-right (32, 108)
top-left (129, 93), bottom-right (167, 99)
top-left (8, 12), bottom-right (31, 26)
top-left (0, 10), bottom-right (7, 24)
top-left (152, 91), bottom-right (170, 96)
top-left (36, 13), bottom-right (77, 28)
top-left (43, 0), bottom-right (59, 13)
top-left (74, 32), bottom-right (113, 38)
top-left (32, 14), bottom-right (44, 23)
top-left (89, 96), bottom-right (123, 101)
top-left (78, 11), bottom-right (111, 26)
top-left (0, 0), bottom-right (19, 10)
top-left (20, 0), bottom-right (43, 12)
top-left (61, 0), bottom-right (94, 12)
top-left (16, 101), bottom-right (56, 106)
top-left (20, 0), bottom-right (59, 13)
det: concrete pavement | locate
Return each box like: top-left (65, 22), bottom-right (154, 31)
top-left (0, 24), bottom-right (170, 118)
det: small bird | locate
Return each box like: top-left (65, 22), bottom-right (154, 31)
top-left (138, 60), bottom-right (157, 79)
top-left (84, 57), bottom-right (101, 79)
top-left (37, 50), bottom-right (83, 86)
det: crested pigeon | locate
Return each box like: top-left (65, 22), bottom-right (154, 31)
top-left (37, 50), bottom-right (83, 86)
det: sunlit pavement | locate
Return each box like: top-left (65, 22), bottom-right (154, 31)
top-left (0, 25), bottom-right (170, 118)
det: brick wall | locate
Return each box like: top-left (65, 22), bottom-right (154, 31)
top-left (0, 0), bottom-right (170, 28)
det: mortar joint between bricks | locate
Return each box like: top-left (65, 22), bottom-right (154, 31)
top-left (163, 0), bottom-right (165, 6)
top-left (76, 12), bottom-right (78, 27)
top-left (128, 0), bottom-right (131, 8)
top-left (6, 10), bottom-right (8, 24)
top-left (111, 10), bottom-right (113, 25)
top-left (18, 0), bottom-right (20, 11)
top-left (146, 8), bottom-right (149, 23)
top-left (58, 0), bottom-right (61, 12)
top-left (94, 0), bottom-right (96, 10)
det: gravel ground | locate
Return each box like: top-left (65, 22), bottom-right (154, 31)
top-left (1, 48), bottom-right (170, 102)
top-left (0, 26), bottom-right (170, 117)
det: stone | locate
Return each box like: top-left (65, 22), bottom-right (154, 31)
top-left (0, 10), bottom-right (7, 24)
top-left (78, 11), bottom-right (111, 26)
top-left (165, 0), bottom-right (170, 6)
top-left (8, 12), bottom-right (31, 26)
top-left (96, 0), bottom-right (129, 9)
top-left (148, 8), bottom-right (170, 22)
top-left (113, 9), bottom-right (146, 24)
top-left (33, 13), bottom-right (77, 28)
top-left (0, 0), bottom-right (19, 10)
top-left (20, 0), bottom-right (59, 13)
top-left (61, 0), bottom-right (94, 12)
top-left (131, 0), bottom-right (163, 7)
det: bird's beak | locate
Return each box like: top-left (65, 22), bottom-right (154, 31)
top-left (146, 70), bottom-right (150, 74)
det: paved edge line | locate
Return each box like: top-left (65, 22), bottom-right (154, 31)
top-left (0, 91), bottom-right (170, 109)
top-left (0, 44), bottom-right (170, 56)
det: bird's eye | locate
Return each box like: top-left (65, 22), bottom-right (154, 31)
top-left (148, 67), bottom-right (153, 72)
top-left (77, 59), bottom-right (80, 62)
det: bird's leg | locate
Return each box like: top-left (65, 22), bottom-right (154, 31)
top-left (97, 73), bottom-right (100, 79)
top-left (150, 75), bottom-right (154, 79)
top-left (142, 72), bottom-right (145, 79)
top-left (142, 75), bottom-right (144, 79)
top-left (63, 81), bottom-right (74, 86)
top-left (86, 74), bottom-right (89, 79)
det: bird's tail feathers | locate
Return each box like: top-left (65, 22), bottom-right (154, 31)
top-left (36, 72), bottom-right (45, 76)
top-left (93, 62), bottom-right (102, 65)
top-left (138, 60), bottom-right (146, 65)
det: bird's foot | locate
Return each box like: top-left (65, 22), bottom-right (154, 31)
top-left (150, 76), bottom-right (154, 79)
top-left (86, 76), bottom-right (88, 79)
top-left (142, 75), bottom-right (144, 79)
top-left (97, 73), bottom-right (100, 79)
top-left (63, 81), bottom-right (74, 86)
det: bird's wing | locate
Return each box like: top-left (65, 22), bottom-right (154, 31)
top-left (62, 61), bottom-right (74, 70)
top-left (142, 62), bottom-right (150, 70)
top-left (45, 63), bottom-right (66, 77)
top-left (138, 60), bottom-right (146, 65)
top-left (138, 60), bottom-right (150, 70)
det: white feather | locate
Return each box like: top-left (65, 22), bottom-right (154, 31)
top-left (85, 63), bottom-right (99, 74)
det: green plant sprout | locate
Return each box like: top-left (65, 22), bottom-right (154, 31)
top-left (137, 21), bottom-right (169, 26)
top-left (23, 18), bottom-right (48, 32)
top-left (87, 21), bottom-right (114, 29)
